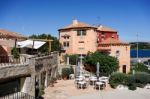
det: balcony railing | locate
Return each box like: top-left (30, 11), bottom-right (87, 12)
top-left (0, 55), bottom-right (28, 67)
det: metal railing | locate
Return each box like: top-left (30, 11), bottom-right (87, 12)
top-left (0, 92), bottom-right (35, 99)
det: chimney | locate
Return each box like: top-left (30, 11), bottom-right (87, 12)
top-left (73, 19), bottom-right (78, 25)
top-left (98, 25), bottom-right (103, 30)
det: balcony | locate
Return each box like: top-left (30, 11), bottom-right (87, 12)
top-left (0, 55), bottom-right (28, 67)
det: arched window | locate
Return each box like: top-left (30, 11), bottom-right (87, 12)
top-left (116, 50), bottom-right (120, 58)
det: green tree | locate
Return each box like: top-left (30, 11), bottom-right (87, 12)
top-left (84, 51), bottom-right (119, 75)
top-left (29, 34), bottom-right (60, 53)
top-left (132, 63), bottom-right (150, 74)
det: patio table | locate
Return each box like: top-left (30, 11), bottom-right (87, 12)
top-left (90, 77), bottom-right (97, 85)
top-left (95, 81), bottom-right (104, 90)
top-left (78, 81), bottom-right (86, 89)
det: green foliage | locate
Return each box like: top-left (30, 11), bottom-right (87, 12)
top-left (38, 85), bottom-right (45, 96)
top-left (109, 72), bottom-right (128, 88)
top-left (128, 84), bottom-right (136, 90)
top-left (134, 72), bottom-right (150, 85)
top-left (84, 51), bottom-right (119, 75)
top-left (132, 63), bottom-right (150, 73)
top-left (70, 66), bottom-right (74, 74)
top-left (109, 72), bottom-right (150, 90)
top-left (62, 67), bottom-right (74, 79)
top-left (29, 34), bottom-right (60, 53)
top-left (64, 54), bottom-right (78, 65)
top-left (11, 47), bottom-right (20, 59)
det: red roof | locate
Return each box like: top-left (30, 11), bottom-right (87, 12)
top-left (97, 25), bottom-right (117, 32)
top-left (100, 38), bottom-right (128, 45)
top-left (58, 20), bottom-right (97, 31)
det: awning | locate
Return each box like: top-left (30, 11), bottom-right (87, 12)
top-left (17, 40), bottom-right (46, 49)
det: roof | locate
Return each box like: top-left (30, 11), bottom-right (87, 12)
top-left (97, 25), bottom-right (117, 32)
top-left (0, 29), bottom-right (27, 39)
top-left (100, 38), bottom-right (128, 45)
top-left (58, 20), bottom-right (97, 31)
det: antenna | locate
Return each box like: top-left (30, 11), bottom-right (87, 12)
top-left (97, 16), bottom-right (101, 26)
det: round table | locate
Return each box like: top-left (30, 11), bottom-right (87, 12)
top-left (95, 81), bottom-right (104, 90)
top-left (78, 81), bottom-right (86, 89)
top-left (90, 77), bottom-right (97, 85)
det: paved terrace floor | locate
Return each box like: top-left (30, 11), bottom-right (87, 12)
top-left (43, 80), bottom-right (150, 99)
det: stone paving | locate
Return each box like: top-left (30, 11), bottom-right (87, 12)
top-left (43, 80), bottom-right (150, 99)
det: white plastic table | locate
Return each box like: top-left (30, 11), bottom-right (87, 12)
top-left (90, 77), bottom-right (97, 85)
top-left (78, 81), bottom-right (86, 89)
top-left (95, 81), bottom-right (104, 90)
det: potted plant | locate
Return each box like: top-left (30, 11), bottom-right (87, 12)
top-left (62, 68), bottom-right (71, 80)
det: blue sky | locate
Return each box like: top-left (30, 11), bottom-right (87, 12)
top-left (0, 0), bottom-right (150, 42)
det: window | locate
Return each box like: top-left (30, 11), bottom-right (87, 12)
top-left (77, 30), bottom-right (86, 36)
top-left (116, 50), bottom-right (120, 58)
top-left (63, 36), bottom-right (69, 39)
top-left (63, 41), bottom-right (69, 47)
top-left (78, 47), bottom-right (84, 50)
top-left (78, 41), bottom-right (84, 43)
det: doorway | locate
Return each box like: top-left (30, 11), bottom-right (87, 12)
top-left (123, 65), bottom-right (126, 73)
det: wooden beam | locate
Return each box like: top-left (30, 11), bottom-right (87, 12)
top-left (29, 39), bottom-right (53, 42)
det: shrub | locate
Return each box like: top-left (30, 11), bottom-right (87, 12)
top-left (128, 84), bottom-right (136, 90)
top-left (132, 63), bottom-right (150, 73)
top-left (126, 75), bottom-right (135, 86)
top-left (11, 47), bottom-right (20, 59)
top-left (62, 67), bottom-right (74, 79)
top-left (109, 72), bottom-right (127, 88)
top-left (134, 72), bottom-right (150, 85)
top-left (127, 72), bottom-right (150, 89)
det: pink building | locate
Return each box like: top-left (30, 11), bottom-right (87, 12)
top-left (59, 20), bottom-right (97, 55)
top-left (59, 20), bottom-right (130, 73)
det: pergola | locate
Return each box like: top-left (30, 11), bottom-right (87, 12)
top-left (29, 39), bottom-right (53, 54)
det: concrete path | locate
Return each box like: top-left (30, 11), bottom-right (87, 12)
top-left (44, 80), bottom-right (150, 99)
top-left (69, 88), bottom-right (150, 99)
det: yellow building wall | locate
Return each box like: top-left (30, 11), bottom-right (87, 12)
top-left (109, 45), bottom-right (130, 73)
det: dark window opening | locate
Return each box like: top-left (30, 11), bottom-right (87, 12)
top-left (77, 30), bottom-right (86, 36)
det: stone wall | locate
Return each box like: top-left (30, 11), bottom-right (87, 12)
top-left (0, 51), bottom-right (59, 97)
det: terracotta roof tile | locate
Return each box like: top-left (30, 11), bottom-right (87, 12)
top-left (100, 38), bottom-right (128, 45)
top-left (59, 20), bottom-right (97, 30)
top-left (0, 29), bottom-right (26, 39)
top-left (97, 25), bottom-right (117, 32)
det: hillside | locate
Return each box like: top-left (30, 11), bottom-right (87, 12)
top-left (130, 42), bottom-right (150, 50)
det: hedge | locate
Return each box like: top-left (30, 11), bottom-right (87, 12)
top-left (109, 72), bottom-right (150, 90)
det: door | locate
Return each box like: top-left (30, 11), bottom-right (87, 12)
top-left (123, 65), bottom-right (126, 73)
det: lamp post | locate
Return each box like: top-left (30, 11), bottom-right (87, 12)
top-left (137, 34), bottom-right (139, 63)
top-left (96, 62), bottom-right (100, 78)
